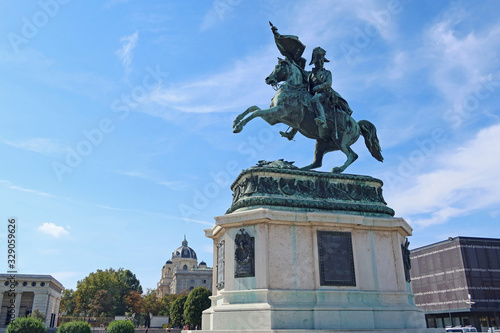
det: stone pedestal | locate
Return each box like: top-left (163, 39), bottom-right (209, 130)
top-left (195, 165), bottom-right (443, 333)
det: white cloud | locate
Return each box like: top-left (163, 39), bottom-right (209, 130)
top-left (1, 138), bottom-right (68, 156)
top-left (153, 0), bottom-right (406, 117)
top-left (0, 179), bottom-right (55, 198)
top-left (390, 123), bottom-right (500, 226)
top-left (424, 11), bottom-right (500, 126)
top-left (147, 45), bottom-right (276, 114)
top-left (8, 185), bottom-right (53, 197)
top-left (116, 31), bottom-right (139, 77)
top-left (38, 222), bottom-right (69, 238)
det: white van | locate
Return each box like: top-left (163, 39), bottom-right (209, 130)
top-left (445, 327), bottom-right (478, 333)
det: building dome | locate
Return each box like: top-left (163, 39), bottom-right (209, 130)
top-left (166, 260), bottom-right (173, 264)
top-left (171, 236), bottom-right (197, 260)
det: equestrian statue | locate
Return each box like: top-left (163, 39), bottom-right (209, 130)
top-left (232, 22), bottom-right (383, 173)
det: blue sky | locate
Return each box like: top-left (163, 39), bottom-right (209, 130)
top-left (1, 0), bottom-right (499, 291)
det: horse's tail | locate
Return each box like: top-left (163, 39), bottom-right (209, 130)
top-left (358, 120), bottom-right (383, 162)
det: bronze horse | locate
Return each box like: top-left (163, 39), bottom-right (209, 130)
top-left (233, 58), bottom-right (383, 173)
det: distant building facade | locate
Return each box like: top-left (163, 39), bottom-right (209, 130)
top-left (410, 237), bottom-right (500, 331)
top-left (157, 237), bottom-right (212, 297)
top-left (0, 274), bottom-right (64, 328)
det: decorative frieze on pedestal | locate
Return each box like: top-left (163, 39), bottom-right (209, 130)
top-left (227, 163), bottom-right (394, 217)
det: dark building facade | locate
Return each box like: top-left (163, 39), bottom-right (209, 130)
top-left (410, 236), bottom-right (500, 331)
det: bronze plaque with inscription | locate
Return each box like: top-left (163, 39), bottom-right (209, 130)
top-left (318, 231), bottom-right (356, 286)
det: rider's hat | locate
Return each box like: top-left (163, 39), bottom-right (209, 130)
top-left (309, 47), bottom-right (330, 66)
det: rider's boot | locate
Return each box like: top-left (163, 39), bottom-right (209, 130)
top-left (314, 103), bottom-right (328, 129)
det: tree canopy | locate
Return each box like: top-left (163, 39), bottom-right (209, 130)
top-left (170, 295), bottom-right (188, 326)
top-left (72, 268), bottom-right (142, 317)
top-left (60, 289), bottom-right (76, 316)
top-left (183, 287), bottom-right (211, 327)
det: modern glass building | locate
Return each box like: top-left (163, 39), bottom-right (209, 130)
top-left (410, 237), bottom-right (500, 331)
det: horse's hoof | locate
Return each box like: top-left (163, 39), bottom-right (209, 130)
top-left (331, 167), bottom-right (342, 173)
top-left (233, 125), bottom-right (242, 133)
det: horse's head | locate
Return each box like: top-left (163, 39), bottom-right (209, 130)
top-left (265, 57), bottom-right (291, 88)
top-left (265, 57), bottom-right (306, 90)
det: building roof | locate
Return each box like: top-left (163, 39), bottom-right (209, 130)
top-left (411, 236), bottom-right (500, 253)
top-left (0, 273), bottom-right (64, 291)
top-left (171, 236), bottom-right (197, 260)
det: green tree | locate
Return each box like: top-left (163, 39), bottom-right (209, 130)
top-left (159, 294), bottom-right (180, 316)
top-left (169, 295), bottom-right (188, 327)
top-left (115, 268), bottom-right (142, 315)
top-left (60, 289), bottom-right (76, 316)
top-left (57, 321), bottom-right (92, 333)
top-left (142, 289), bottom-right (164, 316)
top-left (88, 289), bottom-right (113, 317)
top-left (124, 290), bottom-right (143, 316)
top-left (30, 309), bottom-right (46, 321)
top-left (107, 320), bottom-right (135, 333)
top-left (74, 268), bottom-right (142, 317)
top-left (6, 317), bottom-right (46, 333)
top-left (183, 287), bottom-right (211, 327)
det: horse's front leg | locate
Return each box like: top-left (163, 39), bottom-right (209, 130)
top-left (233, 106), bottom-right (280, 133)
top-left (233, 105), bottom-right (260, 130)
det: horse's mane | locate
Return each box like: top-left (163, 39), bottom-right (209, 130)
top-left (285, 58), bottom-right (309, 86)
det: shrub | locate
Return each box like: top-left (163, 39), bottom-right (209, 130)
top-left (107, 320), bottom-right (135, 333)
top-left (57, 321), bottom-right (92, 333)
top-left (6, 317), bottom-right (46, 333)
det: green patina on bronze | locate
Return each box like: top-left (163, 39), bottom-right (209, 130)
top-left (232, 23), bottom-right (384, 173)
top-left (226, 161), bottom-right (395, 217)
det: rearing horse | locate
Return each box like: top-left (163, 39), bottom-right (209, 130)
top-left (233, 58), bottom-right (383, 173)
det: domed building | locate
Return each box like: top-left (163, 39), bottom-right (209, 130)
top-left (157, 236), bottom-right (212, 297)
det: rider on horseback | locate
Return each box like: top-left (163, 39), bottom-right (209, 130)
top-left (309, 47), bottom-right (331, 131)
top-left (233, 24), bottom-right (384, 173)
top-left (309, 47), bottom-right (353, 136)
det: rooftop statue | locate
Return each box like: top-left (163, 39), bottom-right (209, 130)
top-left (233, 22), bottom-right (383, 173)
